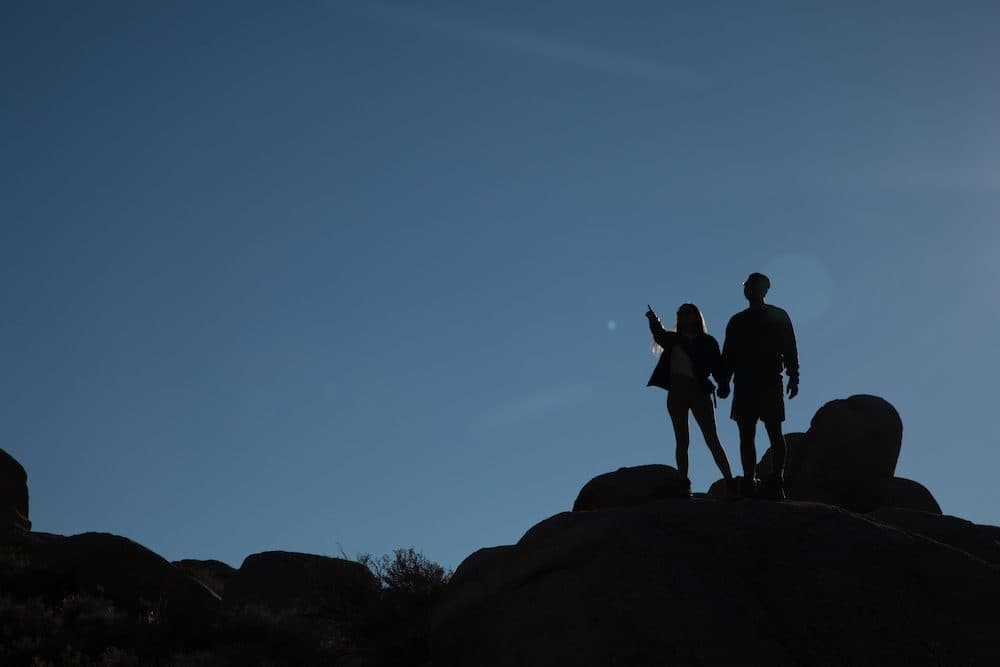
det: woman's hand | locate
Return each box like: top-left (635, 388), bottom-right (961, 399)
top-left (645, 304), bottom-right (656, 320)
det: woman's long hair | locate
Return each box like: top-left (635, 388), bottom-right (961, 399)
top-left (651, 303), bottom-right (708, 354)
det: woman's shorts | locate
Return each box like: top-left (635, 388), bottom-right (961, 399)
top-left (667, 374), bottom-right (714, 422)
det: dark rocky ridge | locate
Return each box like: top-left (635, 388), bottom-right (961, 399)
top-left (431, 395), bottom-right (999, 666)
top-left (2, 393), bottom-right (998, 665)
top-left (432, 497), bottom-right (1000, 666)
top-left (0, 447), bottom-right (438, 665)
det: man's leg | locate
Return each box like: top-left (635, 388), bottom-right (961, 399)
top-left (763, 419), bottom-right (786, 496)
top-left (667, 395), bottom-right (691, 479)
top-left (736, 417), bottom-right (758, 494)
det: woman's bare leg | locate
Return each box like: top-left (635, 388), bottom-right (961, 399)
top-left (691, 397), bottom-right (733, 480)
top-left (667, 394), bottom-right (691, 479)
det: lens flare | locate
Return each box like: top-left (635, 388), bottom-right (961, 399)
top-left (763, 253), bottom-right (834, 324)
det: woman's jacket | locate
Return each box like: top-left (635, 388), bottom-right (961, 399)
top-left (646, 318), bottom-right (725, 394)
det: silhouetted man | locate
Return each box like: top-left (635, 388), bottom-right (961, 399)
top-left (717, 273), bottom-right (798, 499)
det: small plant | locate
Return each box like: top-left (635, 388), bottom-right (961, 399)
top-left (358, 547), bottom-right (451, 599)
top-left (350, 548), bottom-right (452, 665)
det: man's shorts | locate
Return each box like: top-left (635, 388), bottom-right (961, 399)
top-left (730, 376), bottom-right (785, 423)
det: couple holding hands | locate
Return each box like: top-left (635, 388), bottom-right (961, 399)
top-left (646, 272), bottom-right (799, 500)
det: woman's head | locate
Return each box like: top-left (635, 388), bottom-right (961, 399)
top-left (675, 303), bottom-right (707, 335)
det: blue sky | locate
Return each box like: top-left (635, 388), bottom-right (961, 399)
top-left (2, 1), bottom-right (998, 569)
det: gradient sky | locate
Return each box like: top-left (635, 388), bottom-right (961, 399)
top-left (2, 1), bottom-right (998, 570)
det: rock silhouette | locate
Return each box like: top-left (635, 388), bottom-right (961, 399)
top-left (0, 448), bottom-right (445, 664)
top-left (869, 507), bottom-right (1000, 565)
top-left (432, 497), bottom-right (1000, 666)
top-left (875, 476), bottom-right (941, 514)
top-left (713, 395), bottom-right (943, 514)
top-left (173, 558), bottom-right (237, 597)
top-left (25, 531), bottom-right (220, 621)
top-left (432, 393), bottom-right (998, 665)
top-left (225, 550), bottom-right (379, 617)
top-left (783, 394), bottom-right (906, 511)
top-left (572, 464), bottom-right (690, 511)
top-left (2, 388), bottom-right (997, 666)
top-left (0, 448), bottom-right (30, 533)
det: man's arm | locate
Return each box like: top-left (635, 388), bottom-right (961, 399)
top-left (778, 309), bottom-right (799, 396)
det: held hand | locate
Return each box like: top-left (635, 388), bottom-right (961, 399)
top-left (716, 383), bottom-right (730, 399)
top-left (787, 381), bottom-right (799, 399)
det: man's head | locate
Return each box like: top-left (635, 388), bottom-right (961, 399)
top-left (743, 272), bottom-right (770, 302)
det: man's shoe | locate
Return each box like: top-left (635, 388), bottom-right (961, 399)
top-left (758, 478), bottom-right (785, 501)
top-left (739, 476), bottom-right (757, 499)
top-left (724, 477), bottom-right (740, 501)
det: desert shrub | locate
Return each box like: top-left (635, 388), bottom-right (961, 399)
top-left (350, 548), bottom-right (452, 666)
top-left (358, 547), bottom-right (451, 602)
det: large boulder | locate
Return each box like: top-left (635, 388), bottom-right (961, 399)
top-left (26, 532), bottom-right (220, 620)
top-left (0, 449), bottom-right (30, 533)
top-left (173, 558), bottom-right (237, 597)
top-left (875, 477), bottom-right (941, 514)
top-left (754, 396), bottom-right (910, 512)
top-left (432, 499), bottom-right (1000, 666)
top-left (706, 476), bottom-right (735, 499)
top-left (794, 394), bottom-right (902, 511)
top-left (868, 508), bottom-right (1000, 565)
top-left (572, 465), bottom-right (690, 511)
top-left (225, 551), bottom-right (378, 617)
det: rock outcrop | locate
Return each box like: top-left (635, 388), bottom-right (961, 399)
top-left (747, 395), bottom-right (941, 514)
top-left (173, 558), bottom-right (237, 597)
top-left (572, 465), bottom-right (690, 511)
top-left (0, 448), bottom-right (30, 533)
top-left (875, 477), bottom-right (941, 514)
top-left (432, 497), bottom-right (1000, 666)
top-left (225, 551), bottom-right (379, 616)
top-left (26, 531), bottom-right (220, 620)
top-left (791, 394), bottom-right (903, 511)
top-left (868, 507), bottom-right (1000, 565)
top-left (0, 450), bottom-right (218, 622)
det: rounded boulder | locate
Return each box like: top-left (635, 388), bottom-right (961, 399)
top-left (875, 477), bottom-right (941, 514)
top-left (794, 395), bottom-right (903, 512)
top-left (225, 551), bottom-right (379, 616)
top-left (29, 532), bottom-right (220, 620)
top-left (572, 465), bottom-right (690, 511)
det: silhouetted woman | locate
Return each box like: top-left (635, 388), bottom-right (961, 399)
top-left (645, 303), bottom-right (736, 497)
